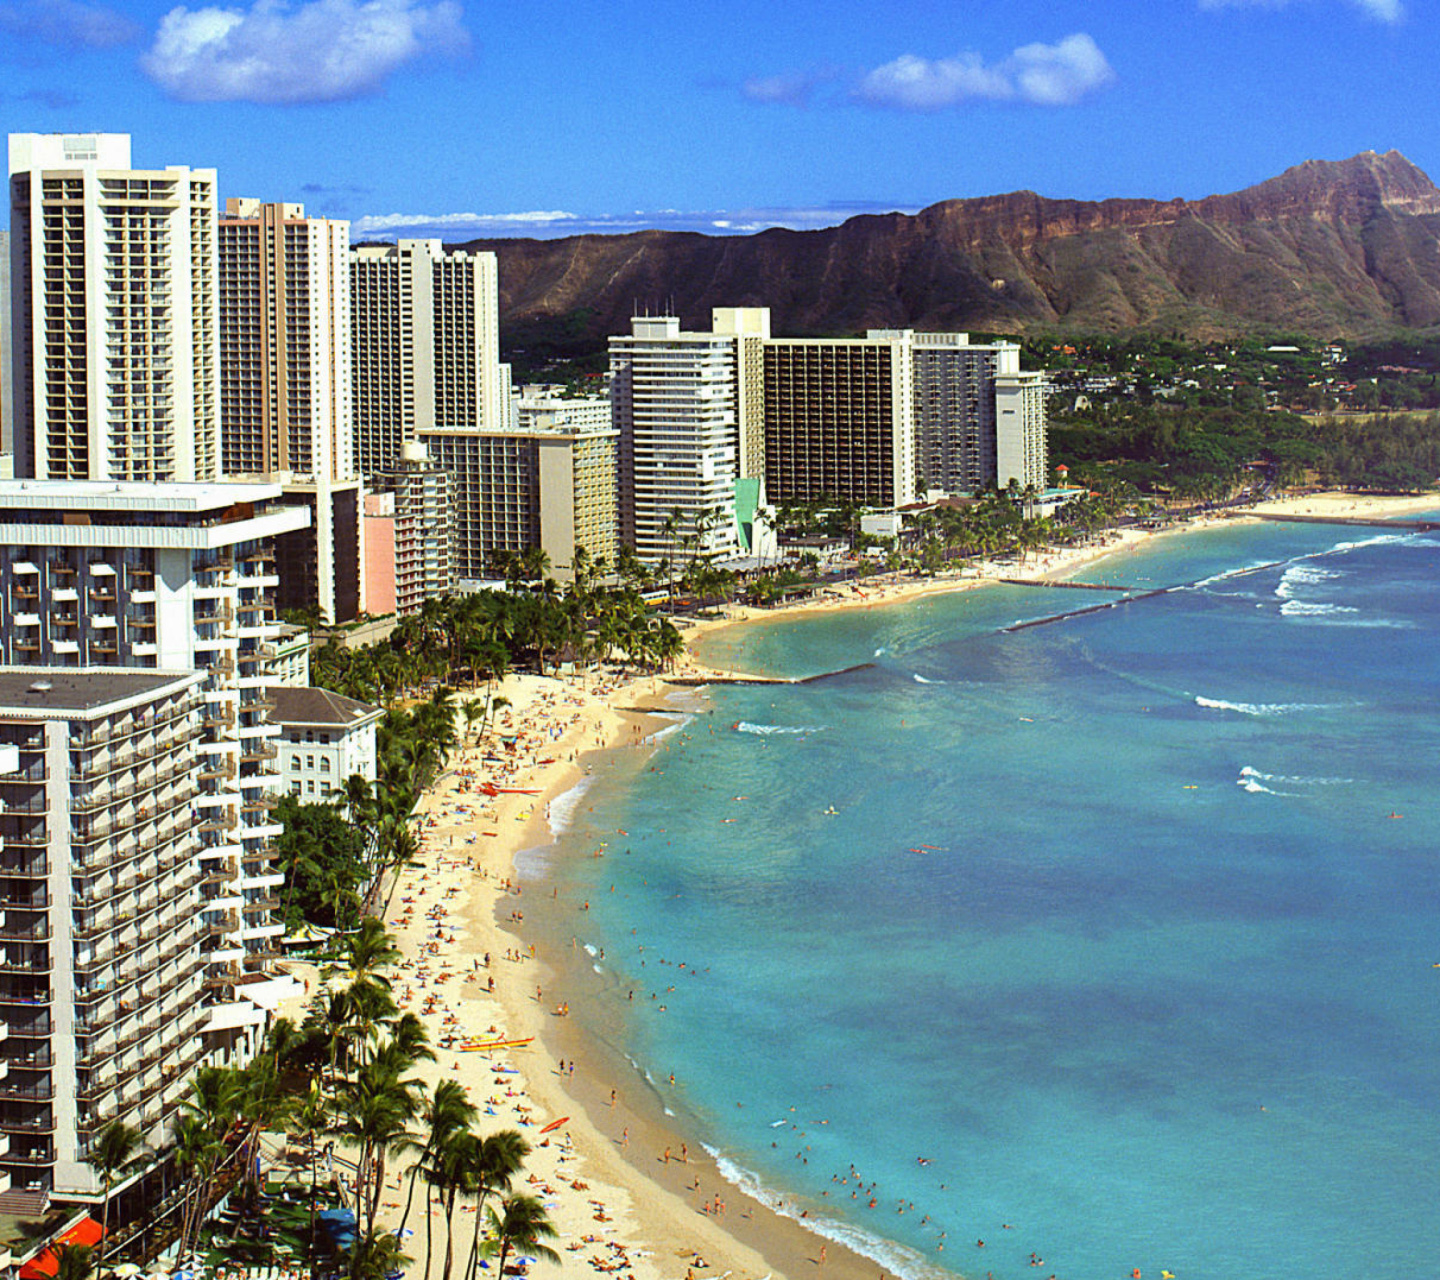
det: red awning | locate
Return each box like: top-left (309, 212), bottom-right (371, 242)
top-left (20, 1217), bottom-right (104, 1280)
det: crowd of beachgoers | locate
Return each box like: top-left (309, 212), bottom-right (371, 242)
top-left (275, 488), bottom-right (1440, 1280)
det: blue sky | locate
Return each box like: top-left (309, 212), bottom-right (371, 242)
top-left (0, 0), bottom-right (1430, 238)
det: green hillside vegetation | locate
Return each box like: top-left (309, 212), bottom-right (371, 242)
top-left (1051, 404), bottom-right (1440, 497)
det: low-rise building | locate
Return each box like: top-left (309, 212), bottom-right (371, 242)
top-left (268, 686), bottom-right (381, 803)
top-left (272, 624), bottom-right (311, 688)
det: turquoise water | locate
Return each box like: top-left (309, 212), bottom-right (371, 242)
top-left (532, 520), bottom-right (1440, 1280)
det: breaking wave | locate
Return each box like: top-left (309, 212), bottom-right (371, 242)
top-left (734, 722), bottom-right (824, 736)
top-left (1196, 696), bottom-right (1336, 717)
top-left (705, 1146), bottom-right (949, 1280)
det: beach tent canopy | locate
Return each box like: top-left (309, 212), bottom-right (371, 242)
top-left (20, 1217), bottom-right (104, 1279)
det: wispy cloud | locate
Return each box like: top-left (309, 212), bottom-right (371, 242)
top-left (741, 65), bottom-right (840, 108)
top-left (0, 0), bottom-right (138, 48)
top-left (353, 201), bottom-right (926, 240)
top-left (856, 33), bottom-right (1115, 110)
top-left (19, 87), bottom-right (80, 106)
top-left (1198, 0), bottom-right (1403, 22)
top-left (140, 0), bottom-right (469, 105)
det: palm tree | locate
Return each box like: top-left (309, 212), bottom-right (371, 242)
top-left (292, 1084), bottom-right (331, 1274)
top-left (338, 1061), bottom-right (420, 1235)
top-left (398, 1078), bottom-right (477, 1241)
top-left (482, 1194), bottom-right (560, 1279)
top-left (460, 698), bottom-right (486, 746)
top-left (343, 1227), bottom-right (412, 1280)
top-left (89, 1119), bottom-right (143, 1272)
top-left (462, 1130), bottom-right (530, 1280)
top-left (54, 1245), bottom-right (94, 1280)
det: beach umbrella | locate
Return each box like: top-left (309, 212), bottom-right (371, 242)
top-left (111, 1266), bottom-right (143, 1278)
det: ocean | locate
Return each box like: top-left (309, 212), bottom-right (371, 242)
top-left (521, 517), bottom-right (1440, 1280)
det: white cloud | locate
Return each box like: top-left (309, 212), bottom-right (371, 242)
top-left (856, 33), bottom-right (1115, 111)
top-left (141, 0), bottom-right (468, 104)
top-left (0, 0), bottom-right (139, 48)
top-left (1198, 0), bottom-right (1403, 22)
top-left (354, 201), bottom-right (926, 240)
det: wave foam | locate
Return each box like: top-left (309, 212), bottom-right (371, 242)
top-left (1196, 696), bottom-right (1335, 717)
top-left (1240, 765), bottom-right (1353, 786)
top-left (735, 722), bottom-right (823, 736)
top-left (1239, 777), bottom-right (1286, 795)
top-left (547, 776), bottom-right (597, 836)
top-left (1280, 599), bottom-right (1359, 617)
top-left (1193, 559), bottom-right (1286, 588)
top-left (704, 1146), bottom-right (949, 1280)
top-left (912, 673), bottom-right (941, 685)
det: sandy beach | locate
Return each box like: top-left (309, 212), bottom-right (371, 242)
top-left (277, 487), bottom-right (1438, 1280)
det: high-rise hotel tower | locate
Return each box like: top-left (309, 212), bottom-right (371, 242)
top-left (7, 134), bottom-right (219, 483)
top-left (350, 239), bottom-right (503, 479)
top-left (218, 199), bottom-right (360, 622)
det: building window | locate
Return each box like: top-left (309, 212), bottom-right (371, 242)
top-left (305, 755), bottom-right (314, 769)
top-left (292, 781), bottom-right (302, 795)
top-left (290, 757), bottom-right (300, 770)
top-left (307, 780), bottom-right (315, 793)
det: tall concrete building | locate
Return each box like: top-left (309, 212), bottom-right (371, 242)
top-left (7, 133), bottom-right (219, 483)
top-left (0, 669), bottom-right (209, 1209)
top-left (880, 331), bottom-right (1047, 494)
top-left (1, 227), bottom-right (11, 463)
top-left (0, 481), bottom-right (309, 1047)
top-left (763, 329), bottom-right (1048, 510)
top-left (762, 333), bottom-right (919, 510)
top-left (218, 199), bottom-right (351, 481)
top-left (218, 199), bottom-right (360, 624)
top-left (350, 239), bottom-right (502, 479)
top-left (609, 309), bottom-right (769, 565)
top-left (994, 365), bottom-right (1049, 492)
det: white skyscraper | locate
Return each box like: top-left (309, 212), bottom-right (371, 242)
top-left (7, 133), bottom-right (219, 483)
top-left (609, 310), bottom-right (769, 564)
top-left (350, 239), bottom-right (502, 479)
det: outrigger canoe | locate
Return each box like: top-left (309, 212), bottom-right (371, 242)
top-left (459, 1035), bottom-right (536, 1052)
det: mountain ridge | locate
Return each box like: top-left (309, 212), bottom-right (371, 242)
top-left (456, 151), bottom-right (1440, 346)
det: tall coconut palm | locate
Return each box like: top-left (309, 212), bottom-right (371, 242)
top-left (463, 1130), bottom-right (531, 1280)
top-left (398, 1078), bottom-right (477, 1240)
top-left (338, 1057), bottom-right (422, 1235)
top-left (89, 1119), bottom-right (143, 1271)
top-left (291, 1083), bottom-right (331, 1274)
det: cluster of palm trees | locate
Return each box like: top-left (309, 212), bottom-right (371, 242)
top-left (148, 919), bottom-right (556, 1280)
top-left (892, 482), bottom-right (1152, 575)
top-left (312, 556), bottom-right (685, 708)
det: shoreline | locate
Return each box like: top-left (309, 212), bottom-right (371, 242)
top-left (276, 487), bottom-right (1440, 1280)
